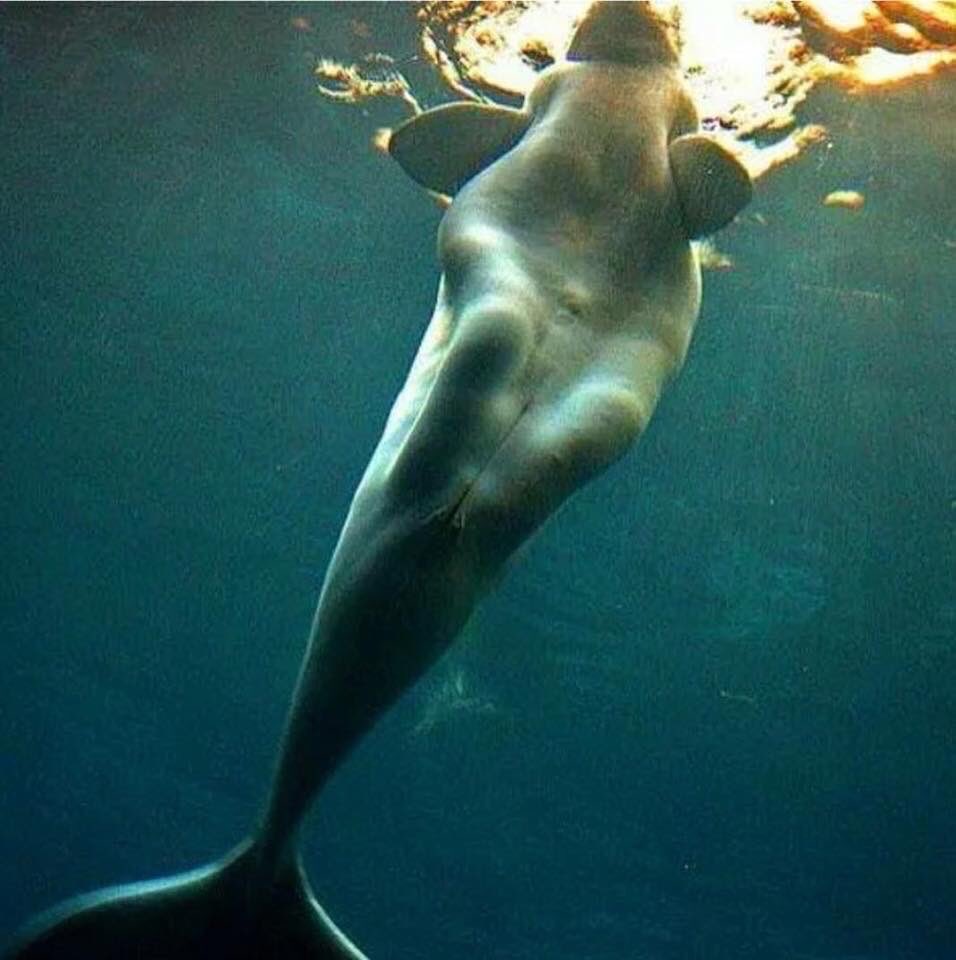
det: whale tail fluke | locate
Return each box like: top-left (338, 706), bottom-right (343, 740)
top-left (5, 841), bottom-right (368, 960)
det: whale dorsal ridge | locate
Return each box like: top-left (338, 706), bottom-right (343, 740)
top-left (389, 102), bottom-right (530, 196)
top-left (668, 134), bottom-right (753, 238)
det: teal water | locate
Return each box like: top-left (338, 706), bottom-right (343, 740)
top-left (1, 4), bottom-right (954, 958)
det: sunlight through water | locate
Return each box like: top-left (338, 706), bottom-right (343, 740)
top-left (316, 0), bottom-right (956, 180)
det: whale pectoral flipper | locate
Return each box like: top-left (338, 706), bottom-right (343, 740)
top-left (4, 842), bottom-right (367, 960)
top-left (668, 133), bottom-right (753, 238)
top-left (389, 102), bottom-right (530, 195)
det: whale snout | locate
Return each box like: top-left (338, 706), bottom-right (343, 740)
top-left (566, 1), bottom-right (677, 67)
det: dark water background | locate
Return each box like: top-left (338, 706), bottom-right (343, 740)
top-left (1, 4), bottom-right (954, 958)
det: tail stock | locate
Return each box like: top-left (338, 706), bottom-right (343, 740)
top-left (4, 841), bottom-right (368, 960)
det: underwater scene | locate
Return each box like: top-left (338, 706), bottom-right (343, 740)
top-left (1, 2), bottom-right (954, 958)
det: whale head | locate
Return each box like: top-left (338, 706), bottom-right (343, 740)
top-left (389, 0), bottom-right (752, 239)
top-left (388, 2), bottom-right (685, 198)
top-left (566, 1), bottom-right (678, 67)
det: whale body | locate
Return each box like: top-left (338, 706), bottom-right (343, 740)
top-left (5, 4), bottom-right (751, 958)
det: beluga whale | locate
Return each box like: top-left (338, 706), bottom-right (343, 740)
top-left (6, 3), bottom-right (751, 957)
